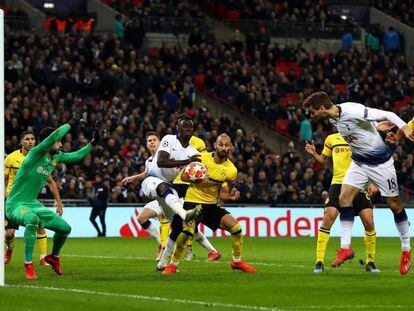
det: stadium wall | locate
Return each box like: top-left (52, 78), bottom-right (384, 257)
top-left (370, 7), bottom-right (414, 64)
top-left (13, 207), bottom-right (414, 238)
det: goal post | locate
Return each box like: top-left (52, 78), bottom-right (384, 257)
top-left (0, 8), bottom-right (5, 286)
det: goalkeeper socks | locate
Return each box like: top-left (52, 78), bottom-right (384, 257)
top-left (394, 209), bottom-right (411, 251)
top-left (230, 223), bottom-right (243, 260)
top-left (141, 220), bottom-right (161, 245)
top-left (172, 226), bottom-right (195, 263)
top-left (339, 206), bottom-right (354, 249)
top-left (159, 217), bottom-right (170, 248)
top-left (24, 224), bottom-right (37, 263)
top-left (364, 230), bottom-right (376, 263)
top-left (5, 237), bottom-right (15, 250)
top-left (195, 232), bottom-right (217, 253)
top-left (37, 232), bottom-right (48, 258)
top-left (316, 227), bottom-right (330, 263)
top-left (164, 193), bottom-right (186, 220)
top-left (52, 233), bottom-right (69, 257)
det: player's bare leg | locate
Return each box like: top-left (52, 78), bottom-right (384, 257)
top-left (385, 196), bottom-right (411, 275)
top-left (314, 206), bottom-right (338, 273)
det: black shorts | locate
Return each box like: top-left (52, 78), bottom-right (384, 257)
top-left (184, 202), bottom-right (230, 231)
top-left (172, 184), bottom-right (189, 199)
top-left (4, 215), bottom-right (19, 230)
top-left (324, 184), bottom-right (373, 215)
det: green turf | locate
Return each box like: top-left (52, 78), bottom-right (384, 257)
top-left (1, 237), bottom-right (414, 311)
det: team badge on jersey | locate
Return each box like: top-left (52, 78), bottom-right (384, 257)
top-left (20, 208), bottom-right (27, 214)
top-left (162, 141), bottom-right (168, 147)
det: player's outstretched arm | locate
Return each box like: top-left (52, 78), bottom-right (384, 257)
top-left (35, 107), bottom-right (85, 153)
top-left (157, 151), bottom-right (200, 168)
top-left (54, 120), bottom-right (102, 164)
top-left (396, 118), bottom-right (414, 141)
top-left (36, 124), bottom-right (71, 153)
top-left (362, 107), bottom-right (407, 129)
top-left (304, 140), bottom-right (328, 165)
top-left (121, 172), bottom-right (146, 186)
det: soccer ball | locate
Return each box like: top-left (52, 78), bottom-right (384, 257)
top-left (183, 162), bottom-right (207, 182)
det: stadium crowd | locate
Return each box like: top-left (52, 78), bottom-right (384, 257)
top-left (373, 0), bottom-right (414, 27)
top-left (4, 15), bottom-right (414, 204)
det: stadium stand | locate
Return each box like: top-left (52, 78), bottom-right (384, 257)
top-left (4, 3), bottom-right (414, 205)
top-left (373, 0), bottom-right (414, 27)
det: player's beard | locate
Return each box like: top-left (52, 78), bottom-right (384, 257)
top-left (49, 148), bottom-right (60, 155)
top-left (217, 150), bottom-right (229, 159)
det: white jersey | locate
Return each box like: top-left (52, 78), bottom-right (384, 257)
top-left (144, 156), bottom-right (153, 172)
top-left (146, 135), bottom-right (199, 183)
top-left (330, 102), bottom-right (406, 166)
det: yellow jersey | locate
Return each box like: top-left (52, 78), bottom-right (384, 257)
top-left (408, 120), bottom-right (414, 129)
top-left (185, 152), bottom-right (238, 204)
top-left (4, 149), bottom-right (26, 195)
top-left (322, 133), bottom-right (352, 185)
top-left (173, 135), bottom-right (207, 185)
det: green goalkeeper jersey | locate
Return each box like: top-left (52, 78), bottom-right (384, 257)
top-left (6, 124), bottom-right (92, 205)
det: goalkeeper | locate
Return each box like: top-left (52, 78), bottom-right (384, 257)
top-left (5, 110), bottom-right (102, 280)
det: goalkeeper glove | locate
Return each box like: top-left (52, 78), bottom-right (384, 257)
top-left (90, 119), bottom-right (103, 147)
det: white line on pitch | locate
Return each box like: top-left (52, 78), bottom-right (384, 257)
top-left (5, 284), bottom-right (283, 311)
top-left (65, 254), bottom-right (308, 268)
top-left (4, 285), bottom-right (412, 310)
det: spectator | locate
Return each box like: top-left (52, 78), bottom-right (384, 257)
top-left (115, 14), bottom-right (125, 39)
top-left (89, 175), bottom-right (109, 237)
top-left (384, 27), bottom-right (401, 51)
top-left (342, 31), bottom-right (353, 51)
top-left (300, 116), bottom-right (313, 143)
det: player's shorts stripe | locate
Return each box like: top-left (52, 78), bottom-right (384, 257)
top-left (36, 236), bottom-right (47, 240)
top-left (364, 108), bottom-right (368, 118)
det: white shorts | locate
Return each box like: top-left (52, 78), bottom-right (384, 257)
top-left (143, 200), bottom-right (164, 219)
top-left (141, 176), bottom-right (180, 222)
top-left (343, 158), bottom-right (399, 197)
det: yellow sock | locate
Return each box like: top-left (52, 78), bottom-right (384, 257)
top-left (364, 230), bottom-right (376, 264)
top-left (186, 235), bottom-right (194, 247)
top-left (172, 225), bottom-right (195, 263)
top-left (316, 227), bottom-right (330, 264)
top-left (5, 237), bottom-right (14, 250)
top-left (230, 224), bottom-right (243, 260)
top-left (37, 232), bottom-right (48, 257)
top-left (159, 217), bottom-right (170, 248)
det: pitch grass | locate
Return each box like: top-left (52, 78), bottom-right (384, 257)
top-left (1, 237), bottom-right (414, 311)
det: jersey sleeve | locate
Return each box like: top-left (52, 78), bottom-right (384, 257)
top-left (157, 136), bottom-right (173, 154)
top-left (54, 144), bottom-right (92, 164)
top-left (341, 103), bottom-right (406, 128)
top-left (32, 124), bottom-right (71, 157)
top-left (191, 136), bottom-right (207, 153)
top-left (321, 136), bottom-right (333, 158)
top-left (226, 165), bottom-right (238, 183)
top-left (4, 154), bottom-right (12, 176)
